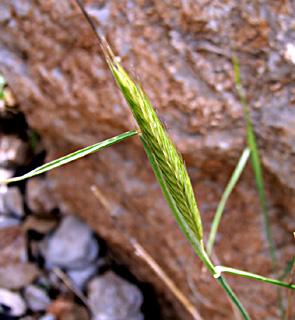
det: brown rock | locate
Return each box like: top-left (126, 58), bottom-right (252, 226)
top-left (0, 262), bottom-right (39, 290)
top-left (1, 1), bottom-right (294, 319)
top-left (0, 224), bottom-right (39, 290)
top-left (3, 186), bottom-right (24, 217)
top-left (26, 177), bottom-right (58, 214)
top-left (47, 297), bottom-right (89, 320)
top-left (0, 224), bottom-right (20, 248)
top-left (0, 135), bottom-right (28, 167)
top-left (22, 215), bottom-right (58, 235)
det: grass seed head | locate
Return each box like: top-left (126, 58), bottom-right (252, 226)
top-left (101, 40), bottom-right (203, 242)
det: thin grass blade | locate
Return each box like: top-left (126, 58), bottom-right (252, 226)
top-left (233, 54), bottom-right (283, 317)
top-left (206, 147), bottom-right (250, 256)
top-left (233, 55), bottom-right (277, 270)
top-left (217, 277), bottom-right (251, 320)
top-left (216, 266), bottom-right (295, 290)
top-left (279, 257), bottom-right (295, 281)
top-left (0, 130), bottom-right (138, 184)
top-left (0, 72), bottom-right (6, 99)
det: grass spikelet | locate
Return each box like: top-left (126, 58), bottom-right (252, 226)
top-left (101, 40), bottom-right (203, 243)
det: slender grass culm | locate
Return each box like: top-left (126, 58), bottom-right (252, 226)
top-left (206, 147), bottom-right (250, 256)
top-left (232, 54), bottom-right (284, 318)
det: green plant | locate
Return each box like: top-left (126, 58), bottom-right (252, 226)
top-left (0, 72), bottom-right (7, 100)
top-left (1, 3), bottom-right (294, 318)
top-left (233, 54), bottom-right (284, 318)
top-left (206, 147), bottom-right (250, 256)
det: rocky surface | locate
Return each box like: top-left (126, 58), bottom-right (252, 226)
top-left (1, 1), bottom-right (295, 319)
top-left (0, 99), bottom-right (146, 319)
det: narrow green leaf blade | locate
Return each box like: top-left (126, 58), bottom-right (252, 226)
top-left (279, 257), bottom-right (295, 281)
top-left (0, 130), bottom-right (138, 184)
top-left (233, 54), bottom-right (277, 270)
top-left (216, 265), bottom-right (295, 290)
top-left (217, 277), bottom-right (251, 320)
top-left (233, 53), bottom-right (283, 317)
top-left (207, 147), bottom-right (250, 256)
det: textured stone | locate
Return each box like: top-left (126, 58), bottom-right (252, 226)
top-left (26, 177), bottom-right (58, 214)
top-left (41, 215), bottom-right (99, 269)
top-left (39, 314), bottom-right (57, 320)
top-left (87, 271), bottom-right (143, 320)
top-left (22, 215), bottom-right (58, 235)
top-left (0, 225), bottom-right (26, 265)
top-left (0, 215), bottom-right (20, 229)
top-left (0, 168), bottom-right (13, 182)
top-left (0, 288), bottom-right (27, 317)
top-left (67, 263), bottom-right (98, 290)
top-left (0, 224), bottom-right (36, 290)
top-left (47, 297), bottom-right (90, 320)
top-left (2, 186), bottom-right (24, 217)
top-left (0, 135), bottom-right (28, 167)
top-left (0, 1), bottom-right (294, 319)
top-left (0, 262), bottom-right (39, 290)
top-left (23, 285), bottom-right (51, 312)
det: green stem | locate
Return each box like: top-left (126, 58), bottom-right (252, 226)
top-left (216, 266), bottom-right (295, 290)
top-left (206, 147), bottom-right (250, 256)
top-left (233, 54), bottom-right (278, 272)
top-left (140, 135), bottom-right (251, 320)
top-left (233, 54), bottom-right (283, 318)
top-left (217, 276), bottom-right (251, 320)
top-left (140, 135), bottom-right (216, 275)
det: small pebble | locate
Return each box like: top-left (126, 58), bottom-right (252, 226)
top-left (0, 288), bottom-right (27, 317)
top-left (87, 271), bottom-right (143, 320)
top-left (0, 216), bottom-right (20, 229)
top-left (47, 297), bottom-right (90, 320)
top-left (40, 314), bottom-right (57, 320)
top-left (41, 216), bottom-right (99, 269)
top-left (22, 215), bottom-right (58, 235)
top-left (67, 263), bottom-right (98, 290)
top-left (26, 177), bottom-right (58, 214)
top-left (0, 262), bottom-right (39, 290)
top-left (0, 168), bottom-right (13, 181)
top-left (23, 284), bottom-right (51, 312)
top-left (0, 226), bottom-right (27, 265)
top-left (0, 135), bottom-right (28, 166)
top-left (3, 186), bottom-right (24, 217)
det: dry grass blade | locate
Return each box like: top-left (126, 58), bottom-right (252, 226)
top-left (53, 267), bottom-right (90, 308)
top-left (91, 185), bottom-right (204, 320)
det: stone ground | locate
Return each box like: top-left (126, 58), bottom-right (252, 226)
top-left (0, 96), bottom-right (161, 320)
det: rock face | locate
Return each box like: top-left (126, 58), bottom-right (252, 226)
top-left (1, 1), bottom-right (294, 319)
